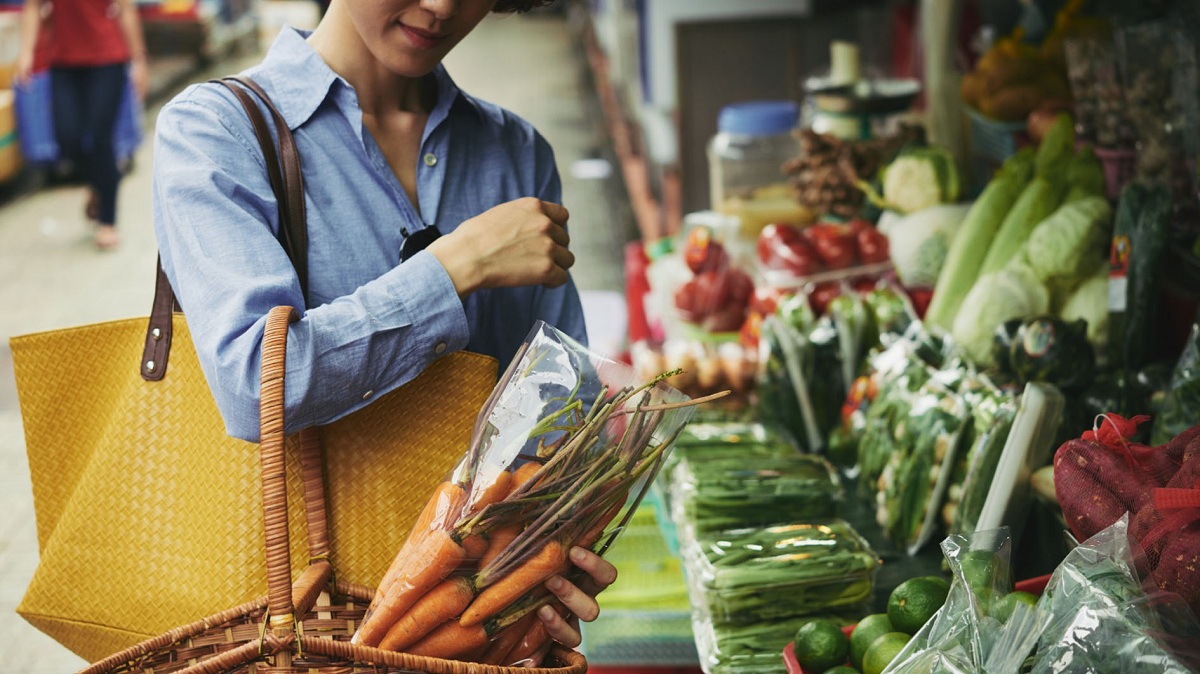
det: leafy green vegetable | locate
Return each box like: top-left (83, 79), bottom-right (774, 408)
top-left (671, 454), bottom-right (843, 534)
top-left (1064, 145), bottom-right (1107, 203)
top-left (1151, 308), bottom-right (1200, 445)
top-left (1019, 196), bottom-right (1111, 297)
top-left (980, 176), bottom-right (1068, 275)
top-left (1059, 265), bottom-right (1109, 351)
top-left (951, 262), bottom-right (1051, 366)
top-left (925, 148), bottom-right (1035, 330)
top-left (691, 520), bottom-right (879, 625)
top-left (877, 146), bottom-right (963, 214)
top-left (952, 400), bottom-right (1018, 535)
top-left (883, 204), bottom-right (972, 287)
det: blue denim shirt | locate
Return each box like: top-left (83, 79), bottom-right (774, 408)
top-left (152, 28), bottom-right (586, 441)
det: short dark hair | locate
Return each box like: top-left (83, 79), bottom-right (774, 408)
top-left (493, 0), bottom-right (556, 13)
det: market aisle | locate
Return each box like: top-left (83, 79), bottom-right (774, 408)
top-left (0, 10), bottom-right (631, 670)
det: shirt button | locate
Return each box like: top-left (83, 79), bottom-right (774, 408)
top-left (434, 342), bottom-right (447, 355)
top-left (423, 153), bottom-right (438, 167)
top-left (362, 390), bottom-right (374, 400)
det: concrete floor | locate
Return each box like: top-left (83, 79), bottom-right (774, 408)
top-left (0, 11), bottom-right (633, 670)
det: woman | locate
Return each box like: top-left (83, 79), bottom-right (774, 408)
top-left (152, 0), bottom-right (608, 656)
top-left (15, 0), bottom-right (149, 250)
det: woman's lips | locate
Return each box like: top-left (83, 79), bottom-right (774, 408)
top-left (401, 25), bottom-right (448, 50)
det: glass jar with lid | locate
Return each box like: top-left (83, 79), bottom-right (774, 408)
top-left (707, 100), bottom-right (811, 238)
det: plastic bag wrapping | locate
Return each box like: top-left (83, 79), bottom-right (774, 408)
top-left (683, 520), bottom-right (878, 629)
top-left (351, 321), bottom-right (703, 663)
top-left (680, 519), bottom-right (875, 674)
top-left (1028, 517), bottom-right (1200, 674)
top-left (668, 453), bottom-right (843, 538)
top-left (883, 518), bottom-right (1200, 674)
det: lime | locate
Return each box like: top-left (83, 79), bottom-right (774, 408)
top-left (990, 590), bottom-right (1038, 622)
top-left (887, 576), bottom-right (951, 635)
top-left (957, 550), bottom-right (996, 600)
top-left (862, 632), bottom-right (911, 674)
top-left (793, 619), bottom-right (851, 674)
top-left (849, 613), bottom-right (893, 669)
top-left (823, 667), bottom-right (859, 674)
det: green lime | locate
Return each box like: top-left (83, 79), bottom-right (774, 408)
top-left (862, 632), bottom-right (911, 674)
top-left (887, 576), bottom-right (951, 635)
top-left (990, 590), bottom-right (1038, 622)
top-left (793, 619), bottom-right (851, 674)
top-left (823, 667), bottom-right (860, 674)
top-left (849, 613), bottom-right (893, 669)
top-left (957, 550), bottom-right (996, 600)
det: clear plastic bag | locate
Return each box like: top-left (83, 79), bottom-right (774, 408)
top-left (352, 321), bottom-right (705, 663)
top-left (884, 518), bottom-right (1200, 674)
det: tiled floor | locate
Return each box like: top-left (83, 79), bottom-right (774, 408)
top-left (0, 11), bottom-right (633, 670)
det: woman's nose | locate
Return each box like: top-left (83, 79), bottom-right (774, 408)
top-left (419, 0), bottom-right (460, 21)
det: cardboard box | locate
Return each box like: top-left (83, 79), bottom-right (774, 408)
top-left (0, 12), bottom-right (19, 90)
top-left (0, 89), bottom-right (22, 182)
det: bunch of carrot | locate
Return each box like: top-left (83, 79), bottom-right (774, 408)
top-left (352, 368), bottom-right (723, 665)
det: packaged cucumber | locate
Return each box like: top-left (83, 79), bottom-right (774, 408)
top-left (949, 398), bottom-right (1019, 535)
top-left (685, 519), bottom-right (879, 626)
top-left (670, 453), bottom-right (843, 536)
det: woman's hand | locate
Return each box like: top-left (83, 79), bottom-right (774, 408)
top-left (129, 56), bottom-right (150, 101)
top-left (523, 546), bottom-right (617, 666)
top-left (428, 197), bottom-right (576, 297)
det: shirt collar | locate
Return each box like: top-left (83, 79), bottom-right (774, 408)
top-left (255, 27), bottom-right (482, 133)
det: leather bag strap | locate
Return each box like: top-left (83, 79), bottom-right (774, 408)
top-left (141, 76), bottom-right (308, 381)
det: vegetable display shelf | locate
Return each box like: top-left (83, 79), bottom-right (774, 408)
top-left (580, 504), bottom-right (700, 667)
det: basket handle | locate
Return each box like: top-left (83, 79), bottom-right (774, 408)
top-left (259, 305), bottom-right (303, 629)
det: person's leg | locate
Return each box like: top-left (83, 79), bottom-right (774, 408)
top-left (50, 67), bottom-right (87, 181)
top-left (80, 63), bottom-right (128, 248)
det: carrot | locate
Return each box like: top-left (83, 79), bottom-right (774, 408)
top-left (512, 461), bottom-right (543, 489)
top-left (459, 539), bottom-right (566, 627)
top-left (404, 619), bottom-right (490, 660)
top-left (479, 523), bottom-right (521, 571)
top-left (370, 482), bottom-right (464, 603)
top-left (461, 533), bottom-right (488, 561)
top-left (377, 577), bottom-right (476, 652)
top-left (578, 501), bottom-right (623, 549)
top-left (467, 469), bottom-right (513, 514)
top-left (356, 529), bottom-right (468, 647)
top-left (480, 610), bottom-right (539, 665)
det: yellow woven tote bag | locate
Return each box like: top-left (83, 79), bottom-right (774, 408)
top-left (10, 76), bottom-right (499, 662)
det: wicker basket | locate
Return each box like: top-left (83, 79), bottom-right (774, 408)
top-left (80, 306), bottom-right (589, 674)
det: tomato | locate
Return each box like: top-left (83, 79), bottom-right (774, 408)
top-left (808, 223), bottom-right (857, 270)
top-left (757, 223), bottom-right (824, 277)
top-left (907, 287), bottom-right (934, 319)
top-left (750, 285), bottom-right (790, 317)
top-left (807, 281), bottom-right (843, 316)
top-left (704, 305), bottom-right (747, 334)
top-left (739, 310), bottom-right (764, 349)
top-left (684, 225), bottom-right (729, 274)
top-left (851, 276), bottom-right (880, 296)
top-left (855, 225), bottom-right (890, 265)
top-left (677, 268), bottom-right (754, 325)
top-left (673, 279), bottom-right (703, 322)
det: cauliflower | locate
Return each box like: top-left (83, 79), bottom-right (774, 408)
top-left (885, 203), bottom-right (971, 287)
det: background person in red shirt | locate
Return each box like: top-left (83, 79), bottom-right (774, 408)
top-left (15, 0), bottom-right (149, 250)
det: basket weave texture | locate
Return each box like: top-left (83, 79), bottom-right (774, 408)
top-left (76, 306), bottom-right (589, 674)
top-left (12, 314), bottom-right (499, 661)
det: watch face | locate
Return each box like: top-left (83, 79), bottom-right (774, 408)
top-left (400, 225), bottom-right (441, 262)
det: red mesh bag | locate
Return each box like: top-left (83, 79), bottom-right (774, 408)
top-left (1055, 414), bottom-right (1200, 617)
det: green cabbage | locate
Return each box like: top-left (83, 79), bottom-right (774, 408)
top-left (1059, 265), bottom-right (1109, 349)
top-left (1021, 196), bottom-right (1112, 295)
top-left (951, 262), bottom-right (1050, 366)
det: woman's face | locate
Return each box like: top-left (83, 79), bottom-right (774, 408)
top-left (344, 0), bottom-right (499, 77)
